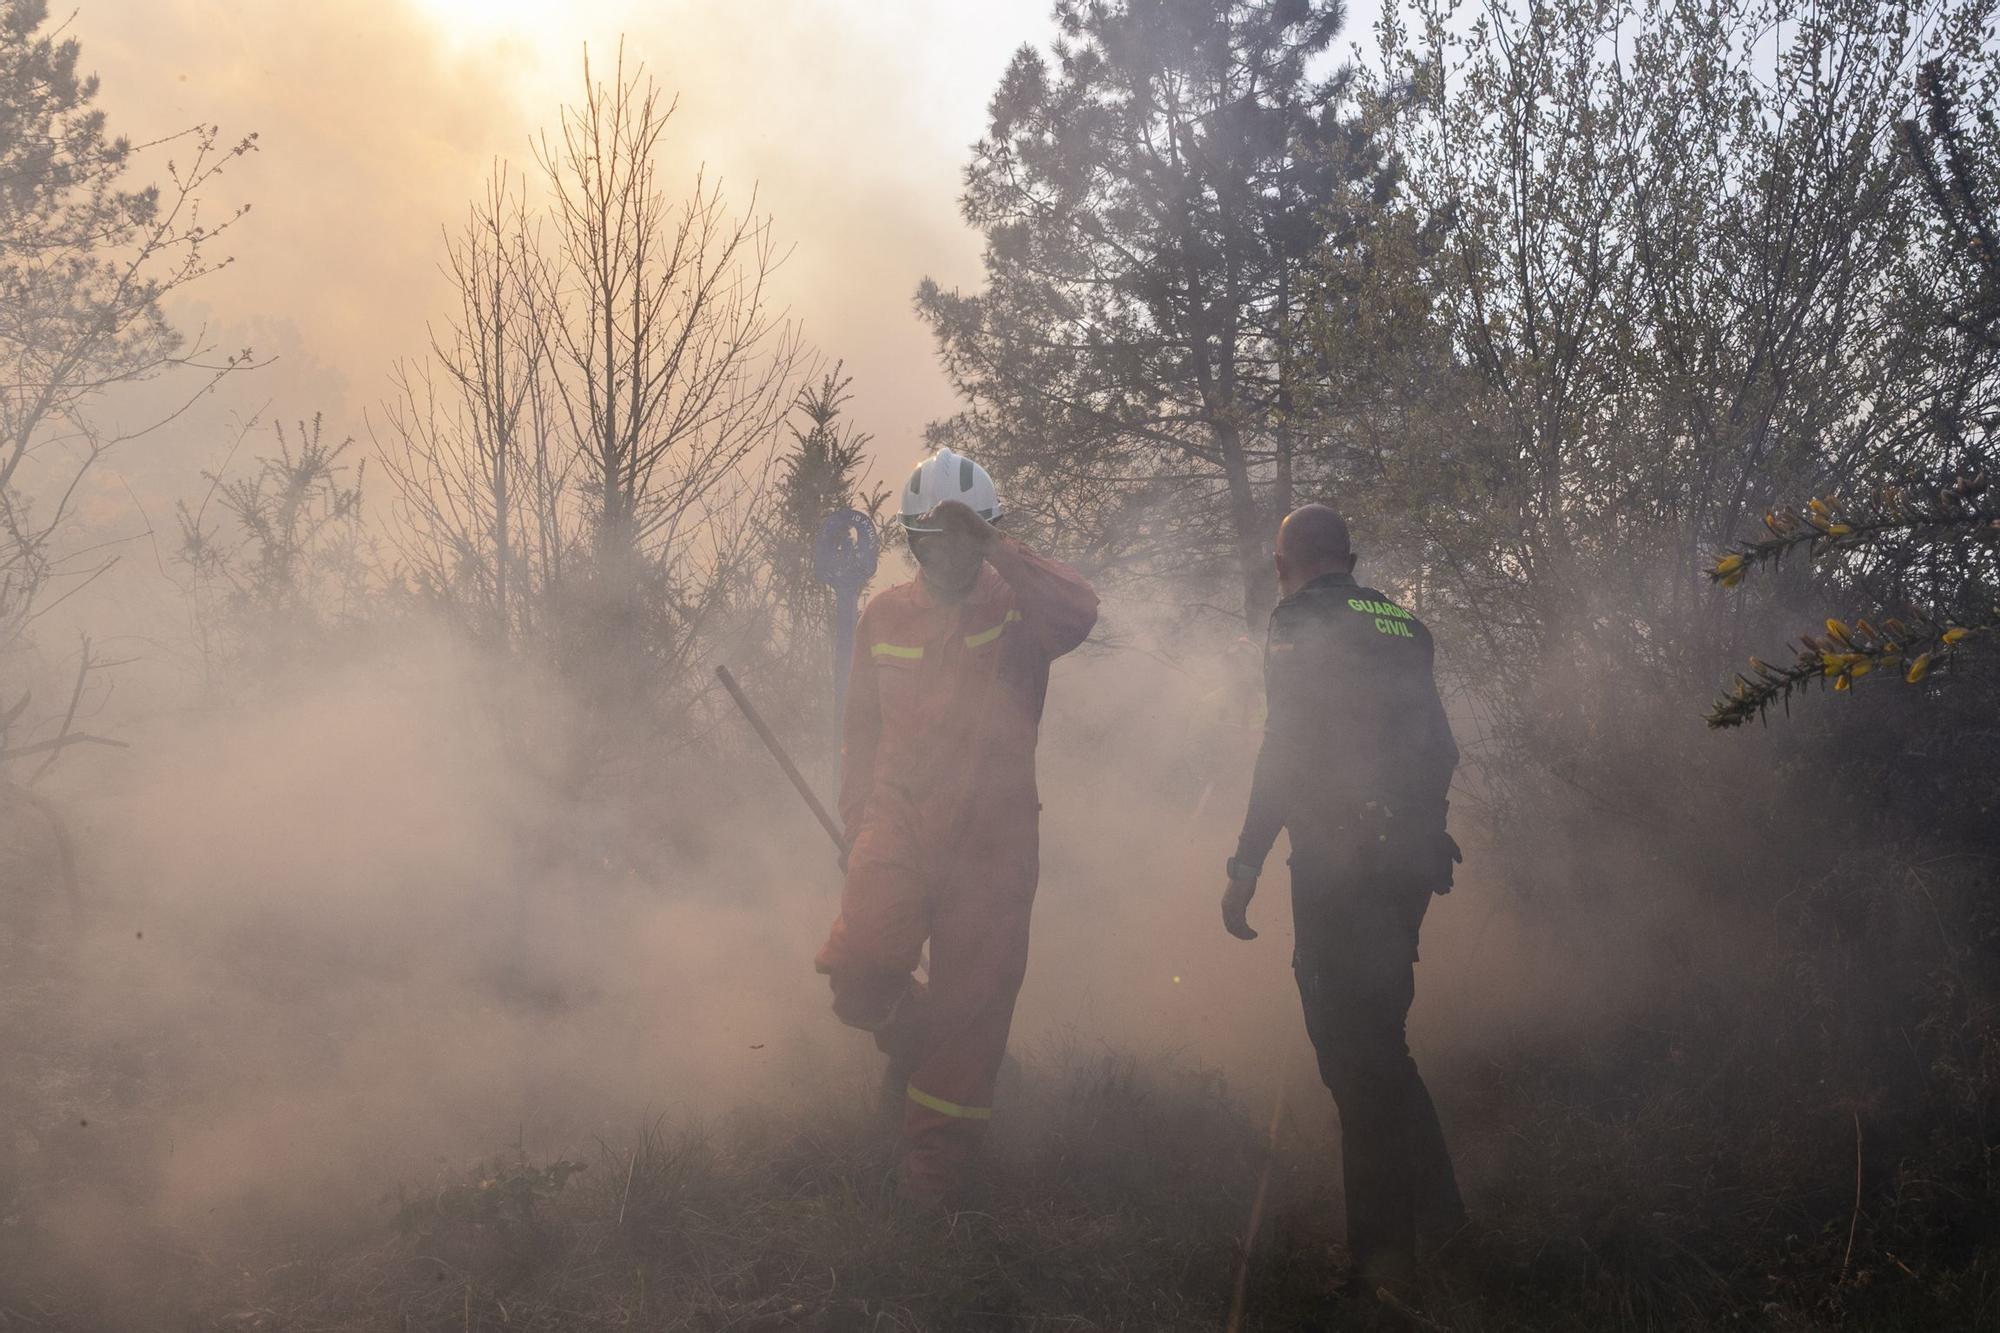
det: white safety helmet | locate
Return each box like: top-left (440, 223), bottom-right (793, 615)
top-left (898, 446), bottom-right (1003, 534)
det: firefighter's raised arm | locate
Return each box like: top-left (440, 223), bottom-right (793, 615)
top-left (927, 501), bottom-right (1098, 659)
top-left (984, 535), bottom-right (1098, 659)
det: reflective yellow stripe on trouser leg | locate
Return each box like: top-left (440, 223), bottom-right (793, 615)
top-left (906, 1083), bottom-right (993, 1120)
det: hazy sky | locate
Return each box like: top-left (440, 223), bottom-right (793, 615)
top-left (84, 0), bottom-right (1071, 486)
top-left (82, 0), bottom-right (1386, 501)
top-left (57, 1), bottom-right (1383, 693)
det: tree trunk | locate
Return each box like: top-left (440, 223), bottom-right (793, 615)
top-left (1217, 421), bottom-right (1273, 630)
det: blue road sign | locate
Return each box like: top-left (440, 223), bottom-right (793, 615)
top-left (814, 509), bottom-right (879, 727)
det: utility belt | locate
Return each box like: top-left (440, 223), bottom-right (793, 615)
top-left (1287, 799), bottom-right (1461, 895)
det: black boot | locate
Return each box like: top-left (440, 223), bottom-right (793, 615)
top-left (872, 982), bottom-right (928, 1129)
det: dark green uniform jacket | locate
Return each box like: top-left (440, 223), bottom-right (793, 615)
top-left (1233, 571), bottom-right (1460, 886)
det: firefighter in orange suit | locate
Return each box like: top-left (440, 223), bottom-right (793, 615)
top-left (816, 446), bottom-right (1098, 1207)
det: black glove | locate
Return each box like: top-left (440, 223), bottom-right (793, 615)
top-left (1221, 876), bottom-right (1259, 941)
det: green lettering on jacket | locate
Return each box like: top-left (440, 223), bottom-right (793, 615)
top-left (1347, 596), bottom-right (1413, 622)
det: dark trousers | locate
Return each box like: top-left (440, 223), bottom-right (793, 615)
top-left (1291, 864), bottom-right (1463, 1265)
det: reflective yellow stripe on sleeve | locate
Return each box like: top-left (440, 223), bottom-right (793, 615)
top-left (964, 610), bottom-right (1022, 649)
top-left (871, 642), bottom-right (925, 660)
top-left (906, 1083), bottom-right (993, 1120)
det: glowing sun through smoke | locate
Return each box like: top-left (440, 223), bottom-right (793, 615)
top-left (406, 0), bottom-right (581, 50)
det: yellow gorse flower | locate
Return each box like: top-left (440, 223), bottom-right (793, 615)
top-left (1942, 627), bottom-right (1970, 645)
top-left (1906, 654), bottom-right (1932, 683)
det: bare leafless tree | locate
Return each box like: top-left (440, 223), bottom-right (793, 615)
top-left (540, 45), bottom-right (804, 596)
top-left (379, 165), bottom-right (569, 651)
top-left (534, 44), bottom-right (804, 697)
top-left (375, 44), bottom-right (806, 781)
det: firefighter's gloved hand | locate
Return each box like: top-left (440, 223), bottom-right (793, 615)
top-left (1221, 876), bottom-right (1259, 941)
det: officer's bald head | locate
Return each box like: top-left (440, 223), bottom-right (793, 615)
top-left (1275, 504), bottom-right (1356, 596)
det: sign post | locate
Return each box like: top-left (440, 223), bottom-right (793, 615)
top-left (813, 508), bottom-right (879, 734)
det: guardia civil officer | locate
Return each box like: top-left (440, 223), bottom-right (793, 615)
top-left (1220, 504), bottom-right (1466, 1294)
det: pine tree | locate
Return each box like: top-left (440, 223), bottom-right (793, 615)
top-left (770, 365), bottom-right (883, 639)
top-left (917, 0), bottom-right (1394, 627)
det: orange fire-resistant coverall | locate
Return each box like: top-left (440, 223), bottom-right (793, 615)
top-left (816, 536), bottom-right (1098, 1201)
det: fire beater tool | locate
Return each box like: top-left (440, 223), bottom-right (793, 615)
top-left (715, 664), bottom-right (847, 855)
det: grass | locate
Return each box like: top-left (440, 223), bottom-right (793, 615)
top-left (10, 1028), bottom-right (1975, 1333)
top-left (6, 995), bottom-right (1998, 1330)
top-left (198, 1047), bottom-right (1300, 1332)
top-left (5, 853), bottom-right (1998, 1330)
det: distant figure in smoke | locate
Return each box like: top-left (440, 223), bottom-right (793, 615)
top-left (815, 447), bottom-right (1098, 1210)
top-left (1220, 504), bottom-right (1466, 1292)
